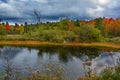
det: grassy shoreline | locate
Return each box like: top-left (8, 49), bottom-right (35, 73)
top-left (0, 41), bottom-right (120, 49)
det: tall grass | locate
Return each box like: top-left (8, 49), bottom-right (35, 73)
top-left (78, 52), bottom-right (120, 80)
top-left (0, 57), bottom-right (69, 80)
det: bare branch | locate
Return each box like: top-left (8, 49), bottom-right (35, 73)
top-left (34, 9), bottom-right (41, 24)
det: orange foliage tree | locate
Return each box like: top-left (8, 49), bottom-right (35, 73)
top-left (68, 21), bottom-right (74, 31)
top-left (5, 22), bottom-right (11, 31)
top-left (102, 18), bottom-right (115, 37)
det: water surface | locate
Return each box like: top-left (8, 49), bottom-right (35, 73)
top-left (0, 46), bottom-right (120, 79)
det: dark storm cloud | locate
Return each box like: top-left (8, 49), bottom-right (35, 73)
top-left (0, 0), bottom-right (120, 24)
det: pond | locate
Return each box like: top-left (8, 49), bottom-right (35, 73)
top-left (0, 46), bottom-right (120, 79)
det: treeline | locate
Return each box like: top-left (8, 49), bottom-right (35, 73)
top-left (0, 17), bottom-right (120, 42)
top-left (0, 22), bottom-right (24, 35)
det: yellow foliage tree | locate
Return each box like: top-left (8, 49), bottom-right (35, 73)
top-left (19, 24), bottom-right (24, 34)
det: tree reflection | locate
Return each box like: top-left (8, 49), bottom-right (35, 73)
top-left (35, 46), bottom-right (101, 63)
top-left (0, 46), bottom-right (22, 59)
top-left (0, 46), bottom-right (108, 63)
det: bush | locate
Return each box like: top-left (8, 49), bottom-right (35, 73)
top-left (65, 31), bottom-right (76, 42)
top-left (38, 29), bottom-right (76, 42)
top-left (78, 26), bottom-right (102, 42)
top-left (0, 27), bottom-right (6, 35)
top-left (99, 69), bottom-right (120, 80)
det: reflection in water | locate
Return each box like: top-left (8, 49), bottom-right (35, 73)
top-left (92, 52), bottom-right (120, 74)
top-left (0, 46), bottom-right (120, 79)
top-left (0, 47), bottom-right (21, 59)
top-left (37, 46), bottom-right (100, 63)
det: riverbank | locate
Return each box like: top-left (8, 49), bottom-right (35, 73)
top-left (0, 41), bottom-right (120, 49)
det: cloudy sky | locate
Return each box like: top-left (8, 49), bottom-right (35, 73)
top-left (0, 0), bottom-right (120, 24)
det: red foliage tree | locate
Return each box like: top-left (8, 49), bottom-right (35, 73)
top-left (5, 22), bottom-right (11, 31)
top-left (68, 21), bottom-right (74, 31)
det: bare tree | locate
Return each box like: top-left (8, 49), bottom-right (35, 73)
top-left (34, 9), bottom-right (41, 24)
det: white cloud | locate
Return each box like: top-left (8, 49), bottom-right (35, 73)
top-left (87, 0), bottom-right (119, 18)
top-left (86, 6), bottom-right (105, 17)
top-left (90, 0), bottom-right (111, 5)
top-left (33, 0), bottom-right (48, 3)
top-left (98, 0), bottom-right (111, 5)
top-left (0, 2), bottom-right (21, 17)
top-left (18, 0), bottom-right (48, 3)
top-left (0, 3), bottom-right (13, 11)
top-left (0, 0), bottom-right (119, 23)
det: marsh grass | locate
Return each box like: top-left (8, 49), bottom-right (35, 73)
top-left (78, 52), bottom-right (120, 80)
top-left (1, 41), bottom-right (120, 50)
top-left (1, 57), bottom-right (70, 80)
top-left (98, 56), bottom-right (120, 80)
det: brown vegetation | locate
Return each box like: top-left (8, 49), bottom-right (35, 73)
top-left (0, 41), bottom-right (120, 49)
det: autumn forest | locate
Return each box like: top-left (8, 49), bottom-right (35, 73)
top-left (0, 17), bottom-right (120, 43)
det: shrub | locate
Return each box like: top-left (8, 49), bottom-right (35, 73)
top-left (78, 26), bottom-right (102, 42)
top-left (65, 31), bottom-right (76, 42)
top-left (0, 27), bottom-right (6, 35)
top-left (38, 29), bottom-right (76, 42)
top-left (99, 69), bottom-right (120, 80)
